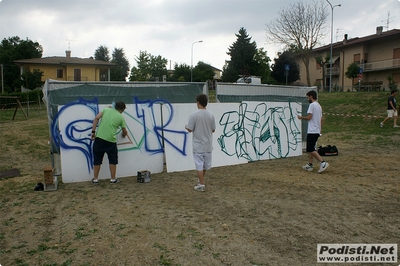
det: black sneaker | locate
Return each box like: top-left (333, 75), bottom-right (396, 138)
top-left (91, 178), bottom-right (99, 184)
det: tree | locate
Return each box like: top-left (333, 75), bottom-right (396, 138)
top-left (129, 51), bottom-right (168, 81)
top-left (266, 1), bottom-right (329, 86)
top-left (129, 51), bottom-right (150, 81)
top-left (149, 55), bottom-right (168, 81)
top-left (170, 63), bottom-right (191, 82)
top-left (0, 36), bottom-right (43, 92)
top-left (345, 62), bottom-right (359, 83)
top-left (110, 48), bottom-right (130, 81)
top-left (21, 69), bottom-right (44, 90)
top-left (94, 45), bottom-right (110, 62)
top-left (94, 45), bottom-right (111, 81)
top-left (271, 50), bottom-right (300, 85)
top-left (253, 47), bottom-right (272, 84)
top-left (192, 61), bottom-right (214, 82)
top-left (221, 27), bottom-right (261, 82)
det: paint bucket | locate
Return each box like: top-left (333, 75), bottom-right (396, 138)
top-left (137, 170), bottom-right (151, 183)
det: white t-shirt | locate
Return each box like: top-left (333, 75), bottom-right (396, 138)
top-left (187, 109), bottom-right (216, 153)
top-left (307, 101), bottom-right (322, 134)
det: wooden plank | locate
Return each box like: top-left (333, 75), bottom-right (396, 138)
top-left (0, 96), bottom-right (19, 99)
top-left (0, 168), bottom-right (21, 179)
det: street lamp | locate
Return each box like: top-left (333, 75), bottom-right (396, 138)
top-left (326, 0), bottom-right (341, 92)
top-left (191, 40), bottom-right (203, 82)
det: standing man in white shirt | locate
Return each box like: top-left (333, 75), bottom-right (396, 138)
top-left (185, 94), bottom-right (216, 191)
top-left (297, 90), bottom-right (329, 173)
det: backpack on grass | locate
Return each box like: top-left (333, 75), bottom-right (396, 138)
top-left (317, 145), bottom-right (338, 156)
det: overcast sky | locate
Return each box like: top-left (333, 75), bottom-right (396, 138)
top-left (1, 0), bottom-right (399, 71)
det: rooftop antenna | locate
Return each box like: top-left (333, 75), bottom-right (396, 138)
top-left (381, 11), bottom-right (395, 31)
top-left (335, 28), bottom-right (343, 42)
top-left (65, 39), bottom-right (77, 50)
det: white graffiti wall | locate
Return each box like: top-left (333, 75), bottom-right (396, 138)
top-left (54, 98), bottom-right (302, 183)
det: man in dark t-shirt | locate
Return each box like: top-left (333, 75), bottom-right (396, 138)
top-left (380, 90), bottom-right (398, 128)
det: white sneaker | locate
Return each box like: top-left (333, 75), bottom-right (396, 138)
top-left (380, 122), bottom-right (383, 128)
top-left (302, 163), bottom-right (313, 171)
top-left (394, 125), bottom-right (399, 128)
top-left (318, 162), bottom-right (329, 173)
top-left (194, 184), bottom-right (205, 192)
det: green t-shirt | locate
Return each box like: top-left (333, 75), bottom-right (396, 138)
top-left (96, 108), bottom-right (126, 143)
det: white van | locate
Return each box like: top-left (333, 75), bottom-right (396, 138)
top-left (236, 76), bottom-right (261, 85)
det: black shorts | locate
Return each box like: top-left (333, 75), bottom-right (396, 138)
top-left (93, 138), bottom-right (118, 165)
top-left (306, 134), bottom-right (320, 152)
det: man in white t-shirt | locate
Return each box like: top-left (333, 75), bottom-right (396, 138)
top-left (297, 90), bottom-right (329, 173)
top-left (185, 94), bottom-right (216, 192)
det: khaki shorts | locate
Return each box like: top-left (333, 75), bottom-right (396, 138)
top-left (387, 110), bottom-right (398, 117)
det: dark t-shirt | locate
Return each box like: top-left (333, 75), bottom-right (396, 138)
top-left (387, 95), bottom-right (396, 110)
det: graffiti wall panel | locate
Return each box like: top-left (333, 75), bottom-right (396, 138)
top-left (207, 103), bottom-right (249, 168)
top-left (242, 101), bottom-right (302, 161)
top-left (58, 103), bottom-right (164, 183)
top-left (57, 102), bottom-right (97, 183)
top-left (114, 103), bottom-right (164, 178)
top-left (164, 103), bottom-right (250, 173)
top-left (162, 103), bottom-right (195, 173)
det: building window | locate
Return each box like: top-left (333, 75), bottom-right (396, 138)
top-left (57, 69), bottom-right (63, 78)
top-left (394, 48), bottom-right (400, 58)
top-left (353, 54), bottom-right (361, 64)
top-left (74, 69), bottom-right (81, 81)
top-left (394, 49), bottom-right (400, 67)
top-left (100, 70), bottom-right (107, 81)
top-left (393, 72), bottom-right (400, 83)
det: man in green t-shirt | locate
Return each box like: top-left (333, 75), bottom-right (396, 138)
top-left (90, 102), bottom-right (127, 184)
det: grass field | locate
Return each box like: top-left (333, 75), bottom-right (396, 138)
top-left (318, 91), bottom-right (400, 148)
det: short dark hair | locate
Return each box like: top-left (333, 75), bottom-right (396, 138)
top-left (306, 90), bottom-right (317, 100)
top-left (115, 101), bottom-right (126, 111)
top-left (196, 94), bottom-right (208, 107)
top-left (391, 90), bottom-right (397, 95)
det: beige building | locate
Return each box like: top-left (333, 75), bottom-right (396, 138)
top-left (298, 27), bottom-right (400, 91)
top-left (211, 66), bottom-right (222, 81)
top-left (14, 50), bottom-right (115, 83)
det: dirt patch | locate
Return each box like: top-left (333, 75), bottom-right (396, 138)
top-left (0, 130), bottom-right (399, 265)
